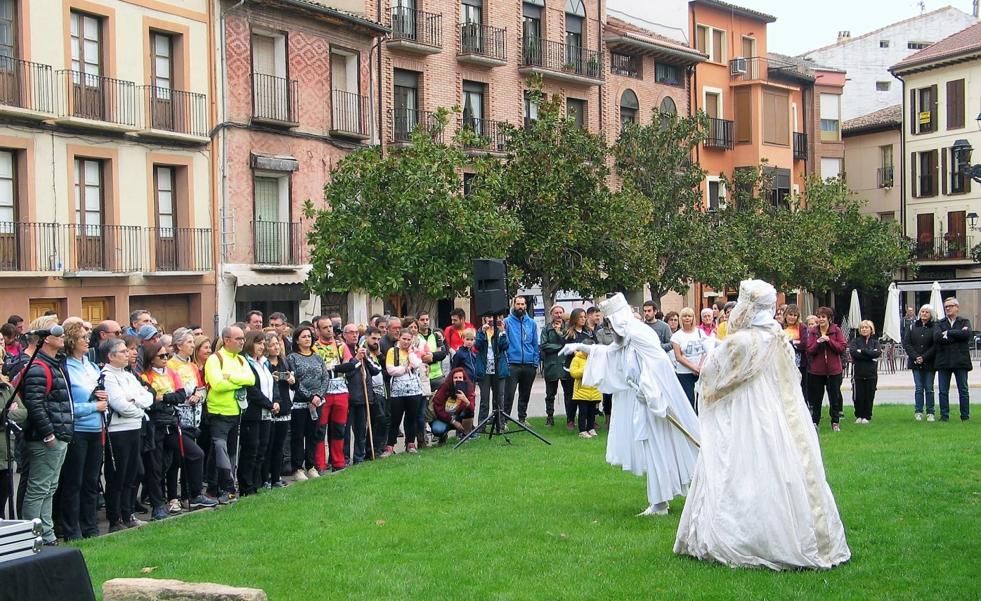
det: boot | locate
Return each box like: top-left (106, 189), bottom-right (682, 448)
top-left (416, 433), bottom-right (429, 449)
top-left (461, 418), bottom-right (474, 436)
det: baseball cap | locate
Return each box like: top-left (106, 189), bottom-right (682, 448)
top-left (138, 325), bottom-right (160, 341)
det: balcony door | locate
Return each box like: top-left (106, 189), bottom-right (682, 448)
top-left (462, 80), bottom-right (484, 136)
top-left (948, 211), bottom-right (967, 258)
top-left (150, 32), bottom-right (176, 131)
top-left (330, 50), bottom-right (360, 134)
top-left (741, 36), bottom-right (757, 78)
top-left (74, 158), bottom-right (104, 271)
top-left (252, 32), bottom-right (289, 122)
top-left (461, 0), bottom-right (482, 54)
top-left (154, 166), bottom-right (177, 270)
top-left (393, 69), bottom-right (418, 141)
top-left (522, 3), bottom-right (542, 64)
top-left (0, 0), bottom-right (18, 107)
top-left (565, 1), bottom-right (585, 72)
top-left (70, 11), bottom-right (104, 121)
top-left (393, 0), bottom-right (417, 41)
top-left (916, 213), bottom-right (934, 259)
top-left (254, 175), bottom-right (289, 264)
top-left (0, 150), bottom-right (15, 270)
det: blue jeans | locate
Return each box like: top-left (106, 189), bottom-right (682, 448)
top-left (431, 419), bottom-right (452, 436)
top-left (912, 369), bottom-right (935, 414)
top-left (937, 369), bottom-right (971, 420)
top-left (676, 373), bottom-right (698, 410)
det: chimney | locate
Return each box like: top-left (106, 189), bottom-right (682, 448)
top-left (837, 30), bottom-right (851, 42)
top-left (974, 0), bottom-right (979, 18)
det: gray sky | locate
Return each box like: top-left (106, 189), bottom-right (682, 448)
top-left (607, 0), bottom-right (978, 55)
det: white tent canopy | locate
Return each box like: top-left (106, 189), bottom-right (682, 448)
top-left (882, 283), bottom-right (901, 342)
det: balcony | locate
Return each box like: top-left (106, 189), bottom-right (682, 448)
top-left (252, 221), bottom-right (304, 266)
top-left (610, 53), bottom-right (640, 78)
top-left (458, 23), bottom-right (507, 66)
top-left (148, 227), bottom-right (213, 273)
top-left (55, 70), bottom-right (139, 131)
top-left (704, 117), bottom-right (733, 150)
top-left (66, 224), bottom-right (143, 275)
top-left (520, 36), bottom-right (604, 85)
top-left (793, 132), bottom-right (808, 161)
top-left (138, 86), bottom-right (208, 142)
top-left (330, 89), bottom-right (370, 140)
top-left (389, 8), bottom-right (442, 54)
top-left (916, 233), bottom-right (974, 263)
top-left (0, 222), bottom-right (64, 273)
top-left (388, 107), bottom-right (442, 144)
top-left (459, 117), bottom-right (508, 153)
top-left (0, 57), bottom-right (55, 119)
top-left (251, 73), bottom-right (298, 126)
top-left (877, 166), bottom-right (895, 188)
top-left (729, 56), bottom-right (813, 84)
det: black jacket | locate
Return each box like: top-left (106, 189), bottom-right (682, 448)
top-left (933, 316), bottom-right (974, 371)
top-left (142, 369), bottom-right (185, 429)
top-left (267, 357), bottom-right (293, 415)
top-left (848, 336), bottom-right (881, 379)
top-left (242, 362), bottom-right (275, 421)
top-left (22, 351), bottom-right (74, 443)
top-left (904, 320), bottom-right (936, 370)
top-left (344, 343), bottom-right (380, 405)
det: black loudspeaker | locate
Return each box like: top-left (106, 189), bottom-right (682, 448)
top-left (473, 259), bottom-right (509, 317)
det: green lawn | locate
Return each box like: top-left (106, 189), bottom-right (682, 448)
top-left (78, 405), bottom-right (979, 600)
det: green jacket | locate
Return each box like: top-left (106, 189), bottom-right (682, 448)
top-left (540, 327), bottom-right (569, 382)
top-left (204, 347), bottom-right (256, 416)
top-left (0, 384), bottom-right (27, 466)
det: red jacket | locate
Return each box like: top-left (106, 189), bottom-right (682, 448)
top-left (431, 368), bottom-right (476, 423)
top-left (443, 323), bottom-right (475, 353)
top-left (804, 324), bottom-right (847, 376)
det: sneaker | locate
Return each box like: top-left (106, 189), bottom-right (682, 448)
top-left (271, 481), bottom-right (288, 489)
top-left (566, 421), bottom-right (575, 430)
top-left (123, 516), bottom-right (146, 529)
top-left (380, 445), bottom-right (394, 458)
top-left (168, 499), bottom-right (182, 514)
top-left (406, 443), bottom-right (418, 454)
top-left (579, 431), bottom-right (592, 439)
top-left (330, 466), bottom-right (346, 475)
top-left (915, 412), bottom-right (924, 421)
top-left (262, 481), bottom-right (272, 490)
top-left (832, 423), bottom-right (841, 432)
top-left (545, 416), bottom-right (555, 427)
top-left (152, 505), bottom-right (168, 521)
top-left (588, 429), bottom-right (598, 437)
top-left (189, 495), bottom-right (219, 509)
top-left (926, 414), bottom-right (936, 422)
top-left (306, 468), bottom-right (320, 479)
top-left (293, 469), bottom-right (308, 481)
top-left (108, 522), bottom-right (126, 534)
top-left (217, 493), bottom-right (238, 505)
top-left (855, 418), bottom-right (863, 424)
top-left (940, 416), bottom-right (949, 422)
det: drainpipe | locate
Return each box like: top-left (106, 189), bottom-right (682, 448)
top-left (377, 0), bottom-right (384, 154)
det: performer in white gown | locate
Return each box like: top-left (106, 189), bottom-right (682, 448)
top-left (560, 293), bottom-right (700, 516)
top-left (674, 279), bottom-right (851, 570)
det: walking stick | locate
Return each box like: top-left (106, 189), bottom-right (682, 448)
top-left (362, 359), bottom-right (375, 460)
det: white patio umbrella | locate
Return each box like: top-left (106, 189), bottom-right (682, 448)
top-left (845, 289), bottom-right (862, 331)
top-left (929, 281), bottom-right (943, 316)
top-left (882, 282), bottom-right (902, 342)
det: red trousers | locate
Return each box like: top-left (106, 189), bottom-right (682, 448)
top-left (315, 392), bottom-right (349, 471)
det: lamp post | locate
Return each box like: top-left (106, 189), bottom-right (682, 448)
top-left (952, 136), bottom-right (981, 185)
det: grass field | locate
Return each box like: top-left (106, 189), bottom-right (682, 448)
top-left (77, 405), bottom-right (979, 600)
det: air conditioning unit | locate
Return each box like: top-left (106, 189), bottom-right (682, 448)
top-left (730, 57), bottom-right (747, 75)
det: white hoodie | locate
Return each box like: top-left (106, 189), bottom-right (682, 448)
top-left (102, 364), bottom-right (154, 432)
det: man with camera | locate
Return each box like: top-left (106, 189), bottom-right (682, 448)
top-left (20, 322), bottom-right (74, 545)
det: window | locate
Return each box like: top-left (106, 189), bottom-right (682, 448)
top-left (565, 0), bottom-right (584, 51)
top-left (393, 69), bottom-right (420, 141)
top-left (74, 158), bottom-right (102, 229)
top-left (655, 63), bottom-right (681, 86)
top-left (253, 174), bottom-right (292, 264)
top-left (908, 41), bottom-right (930, 50)
top-left (522, 2), bottom-right (541, 41)
top-left (566, 97), bottom-right (585, 128)
top-left (821, 157), bottom-right (843, 180)
top-left (950, 145), bottom-right (971, 194)
top-left (0, 150), bottom-right (14, 223)
top-left (70, 11), bottom-right (104, 120)
top-left (155, 166), bottom-right (175, 233)
top-left (875, 81), bottom-right (890, 92)
top-left (704, 90), bottom-right (721, 118)
top-left (0, 0), bottom-right (16, 58)
top-left (461, 0), bottom-right (481, 25)
top-left (766, 167), bottom-right (791, 209)
top-left (695, 25), bottom-right (725, 63)
top-left (330, 50), bottom-right (361, 134)
top-left (819, 93), bottom-right (840, 142)
top-left (463, 172), bottom-right (476, 197)
top-left (911, 85), bottom-right (937, 134)
top-left (879, 40), bottom-right (890, 48)
top-left (523, 90), bottom-right (539, 126)
top-left (707, 179), bottom-right (723, 212)
top-left (462, 80), bottom-right (485, 133)
top-left (610, 53), bottom-right (639, 78)
top-left (946, 79), bottom-right (965, 129)
top-left (734, 87), bottom-right (751, 143)
top-left (912, 150), bottom-right (938, 197)
top-left (659, 96), bottom-right (676, 129)
top-left (878, 145), bottom-right (894, 188)
top-left (251, 31), bottom-right (290, 122)
top-left (763, 90), bottom-right (789, 145)
top-left (619, 89), bottom-right (638, 127)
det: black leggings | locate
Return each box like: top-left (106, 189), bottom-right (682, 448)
top-left (576, 401), bottom-right (597, 432)
top-left (104, 429), bottom-right (141, 524)
top-left (290, 408), bottom-right (316, 472)
top-left (807, 373), bottom-right (844, 425)
top-left (387, 395), bottom-right (421, 447)
top-left (853, 377), bottom-right (877, 420)
top-left (264, 420), bottom-right (290, 483)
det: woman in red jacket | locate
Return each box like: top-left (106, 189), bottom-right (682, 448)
top-left (804, 306), bottom-right (848, 432)
top-left (429, 368), bottom-right (475, 444)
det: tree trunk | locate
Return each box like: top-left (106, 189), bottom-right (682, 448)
top-left (404, 292), bottom-right (438, 321)
top-left (540, 278), bottom-right (556, 315)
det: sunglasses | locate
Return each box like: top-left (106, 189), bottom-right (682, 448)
top-left (156, 353), bottom-right (171, 359)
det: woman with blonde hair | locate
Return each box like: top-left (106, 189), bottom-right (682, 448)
top-left (671, 307), bottom-right (710, 408)
top-left (848, 320), bottom-right (881, 424)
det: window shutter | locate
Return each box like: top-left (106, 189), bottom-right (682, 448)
top-left (911, 152), bottom-right (918, 197)
top-left (941, 149), bottom-right (948, 195)
top-left (929, 84), bottom-right (938, 132)
top-left (931, 150), bottom-right (939, 196)
top-left (946, 79), bottom-right (965, 129)
top-left (910, 88), bottom-right (917, 135)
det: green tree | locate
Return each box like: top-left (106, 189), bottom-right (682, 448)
top-left (303, 109), bottom-right (518, 317)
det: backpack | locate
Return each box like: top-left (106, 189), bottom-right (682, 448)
top-left (11, 360), bottom-right (54, 397)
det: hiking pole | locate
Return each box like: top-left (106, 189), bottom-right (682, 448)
top-left (361, 361), bottom-right (375, 460)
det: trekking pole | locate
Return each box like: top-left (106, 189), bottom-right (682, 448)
top-left (362, 361), bottom-right (375, 460)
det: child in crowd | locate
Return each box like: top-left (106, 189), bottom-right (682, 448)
top-left (569, 344), bottom-right (601, 438)
top-left (450, 328), bottom-right (478, 383)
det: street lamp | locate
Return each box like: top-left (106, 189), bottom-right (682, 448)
top-left (951, 139), bottom-right (981, 185)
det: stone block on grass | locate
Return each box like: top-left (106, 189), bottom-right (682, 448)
top-left (102, 578), bottom-right (267, 601)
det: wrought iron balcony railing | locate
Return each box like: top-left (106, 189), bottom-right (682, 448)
top-left (521, 36), bottom-right (603, 81)
top-left (459, 117), bottom-right (508, 152)
top-left (459, 23), bottom-right (506, 62)
top-left (331, 89), bottom-right (369, 138)
top-left (57, 70), bottom-right (139, 127)
top-left (704, 117), bottom-right (733, 149)
top-left (252, 220), bottom-right (304, 265)
top-left (391, 7), bottom-right (443, 48)
top-left (0, 56), bottom-right (55, 114)
top-left (251, 73), bottom-right (298, 125)
top-left (140, 86), bottom-right (208, 137)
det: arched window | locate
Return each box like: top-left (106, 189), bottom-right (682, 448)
top-left (565, 0), bottom-right (585, 16)
top-left (659, 96), bottom-right (677, 129)
top-left (620, 89), bottom-right (639, 128)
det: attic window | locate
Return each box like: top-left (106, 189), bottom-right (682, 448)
top-left (876, 81), bottom-right (890, 92)
top-left (879, 40), bottom-right (889, 48)
top-left (908, 41), bottom-right (930, 50)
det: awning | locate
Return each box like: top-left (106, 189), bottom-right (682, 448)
top-left (250, 153), bottom-right (299, 172)
top-left (225, 266), bottom-right (311, 288)
top-left (894, 278), bottom-right (981, 292)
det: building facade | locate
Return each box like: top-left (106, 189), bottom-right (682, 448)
top-left (891, 22), bottom-right (981, 320)
top-left (800, 6), bottom-right (976, 121)
top-left (0, 0), bottom-right (214, 331)
top-left (842, 105), bottom-right (901, 223)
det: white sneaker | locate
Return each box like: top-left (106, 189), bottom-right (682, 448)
top-left (293, 469), bottom-right (308, 482)
top-left (167, 499), bottom-right (182, 514)
top-left (306, 468), bottom-right (320, 479)
top-left (579, 431), bottom-right (591, 439)
top-left (855, 418), bottom-right (863, 424)
top-left (588, 429), bottom-right (598, 437)
top-left (914, 412), bottom-right (923, 421)
top-left (926, 414), bottom-right (936, 422)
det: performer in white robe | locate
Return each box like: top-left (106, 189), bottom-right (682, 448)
top-left (560, 293), bottom-right (700, 516)
top-left (674, 280), bottom-right (851, 570)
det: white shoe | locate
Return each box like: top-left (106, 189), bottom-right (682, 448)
top-left (588, 429), bottom-right (598, 437)
top-left (914, 412), bottom-right (923, 421)
top-left (306, 468), bottom-right (320, 479)
top-left (855, 418), bottom-right (863, 424)
top-left (293, 469), bottom-right (308, 482)
top-left (579, 431), bottom-right (591, 439)
top-left (167, 499), bottom-right (182, 514)
top-left (926, 414), bottom-right (936, 422)
top-left (636, 503), bottom-right (669, 517)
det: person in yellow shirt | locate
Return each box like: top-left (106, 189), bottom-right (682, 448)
top-left (569, 345), bottom-right (602, 439)
top-left (715, 302), bottom-right (736, 341)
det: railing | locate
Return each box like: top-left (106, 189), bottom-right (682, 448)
top-left (331, 89), bottom-right (369, 137)
top-left (139, 86), bottom-right (208, 137)
top-left (877, 166), bottom-right (895, 188)
top-left (459, 23), bottom-right (506, 62)
top-left (521, 36), bottom-right (603, 80)
top-left (610, 53), bottom-right (640, 78)
top-left (793, 132), bottom-right (808, 161)
top-left (252, 221), bottom-right (303, 265)
top-left (916, 233), bottom-right (973, 261)
top-left (391, 7), bottom-right (443, 48)
top-left (0, 56), bottom-right (55, 114)
top-left (704, 117), bottom-right (733, 149)
top-left (459, 117), bottom-right (508, 152)
top-left (56, 70), bottom-right (139, 127)
top-left (149, 227), bottom-right (212, 272)
top-left (0, 222), bottom-right (64, 271)
top-left (388, 107), bottom-right (442, 143)
top-left (729, 56), bottom-right (806, 83)
top-left (67, 224), bottom-right (143, 273)
top-left (251, 73), bottom-right (298, 124)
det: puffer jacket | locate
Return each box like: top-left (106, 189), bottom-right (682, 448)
top-left (848, 336), bottom-right (881, 379)
top-left (21, 351), bottom-right (74, 443)
top-left (933, 316), bottom-right (974, 371)
top-left (540, 326), bottom-right (568, 382)
top-left (804, 324), bottom-right (847, 376)
top-left (475, 328), bottom-right (509, 379)
top-left (903, 319), bottom-right (936, 370)
top-left (0, 384), bottom-right (27, 465)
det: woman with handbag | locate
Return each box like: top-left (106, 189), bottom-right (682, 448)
top-left (167, 329), bottom-right (216, 509)
top-left (263, 332), bottom-right (293, 488)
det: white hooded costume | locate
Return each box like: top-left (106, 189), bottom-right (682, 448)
top-left (673, 279), bottom-right (851, 570)
top-left (561, 293), bottom-right (700, 515)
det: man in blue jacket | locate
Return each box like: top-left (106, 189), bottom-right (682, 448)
top-left (503, 296), bottom-right (539, 425)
